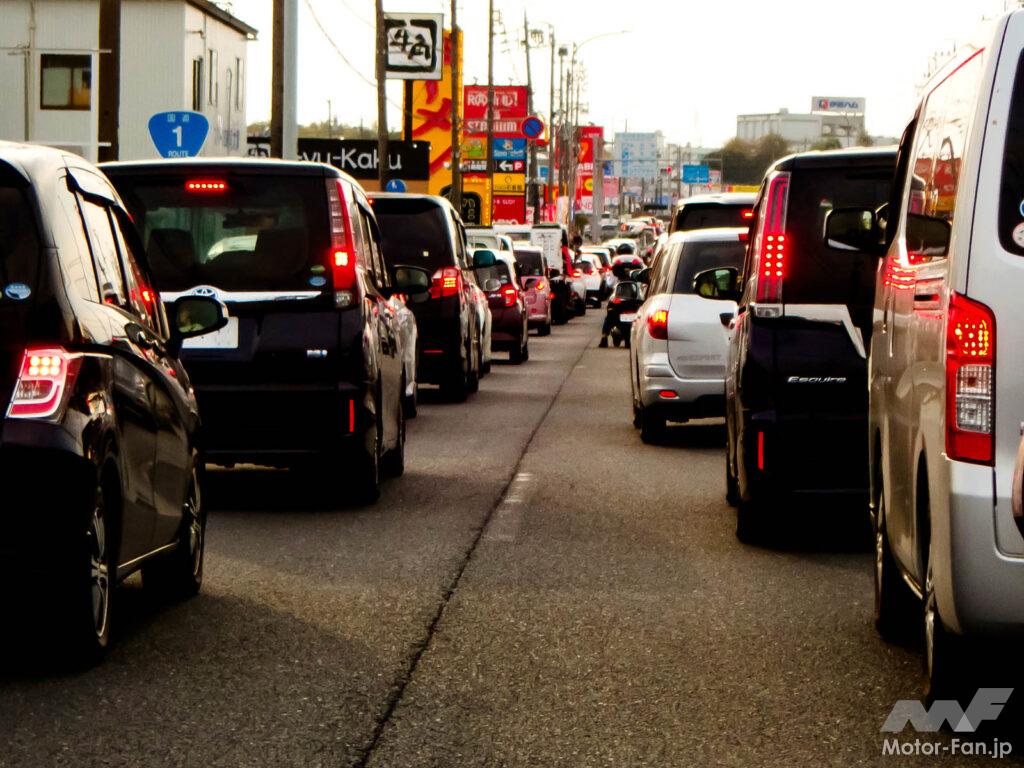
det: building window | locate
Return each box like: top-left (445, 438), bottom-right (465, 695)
top-left (192, 57), bottom-right (204, 111)
top-left (208, 49), bottom-right (218, 106)
top-left (235, 57), bottom-right (244, 110)
top-left (40, 54), bottom-right (91, 110)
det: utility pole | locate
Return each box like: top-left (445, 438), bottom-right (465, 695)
top-left (485, 0), bottom-right (495, 224)
top-left (523, 12), bottom-right (539, 224)
top-left (591, 131), bottom-right (604, 243)
top-left (450, 0), bottom-right (462, 213)
top-left (546, 27), bottom-right (555, 223)
top-left (97, 0), bottom-right (121, 161)
top-left (271, 0), bottom-right (298, 158)
top-left (375, 0), bottom-right (389, 187)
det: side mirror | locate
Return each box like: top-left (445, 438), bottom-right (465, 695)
top-left (168, 296), bottom-right (228, 354)
top-left (824, 207), bottom-right (881, 253)
top-left (472, 249), bottom-right (497, 268)
top-left (390, 265), bottom-right (431, 297)
top-left (483, 278), bottom-right (502, 292)
top-left (630, 267), bottom-right (650, 284)
top-left (693, 267), bottom-right (741, 301)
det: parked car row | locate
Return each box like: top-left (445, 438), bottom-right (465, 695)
top-left (619, 7), bottom-right (1024, 700)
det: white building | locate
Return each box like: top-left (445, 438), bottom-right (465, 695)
top-left (736, 108), bottom-right (866, 149)
top-left (0, 0), bottom-right (256, 162)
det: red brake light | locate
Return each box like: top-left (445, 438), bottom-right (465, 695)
top-left (755, 172), bottom-right (790, 303)
top-left (185, 180), bottom-right (227, 193)
top-left (430, 267), bottom-right (462, 299)
top-left (327, 179), bottom-right (358, 307)
top-left (7, 347), bottom-right (80, 419)
top-left (548, 291), bottom-right (556, 299)
top-left (946, 292), bottom-right (995, 464)
top-left (501, 284), bottom-right (518, 307)
top-left (742, 209), bottom-right (754, 220)
top-left (533, 280), bottom-right (546, 292)
top-left (647, 308), bottom-right (668, 340)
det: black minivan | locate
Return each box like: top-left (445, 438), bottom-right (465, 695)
top-left (1, 143), bottom-right (227, 660)
top-left (104, 160), bottom-right (418, 502)
top-left (724, 147), bottom-right (897, 541)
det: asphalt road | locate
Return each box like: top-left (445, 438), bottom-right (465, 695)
top-left (3, 310), bottom-right (1022, 767)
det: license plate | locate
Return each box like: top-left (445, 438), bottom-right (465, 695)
top-left (619, 313), bottom-right (636, 323)
top-left (183, 317), bottom-right (239, 349)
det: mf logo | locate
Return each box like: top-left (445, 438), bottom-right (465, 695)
top-left (882, 688), bottom-right (1013, 733)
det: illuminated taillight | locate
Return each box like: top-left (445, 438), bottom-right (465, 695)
top-left (571, 269), bottom-right (583, 278)
top-left (946, 292), bottom-right (995, 464)
top-left (7, 347), bottom-right (80, 420)
top-left (501, 284), bottom-right (518, 307)
top-left (533, 280), bottom-right (546, 292)
top-left (430, 267), bottom-right (462, 299)
top-left (326, 179), bottom-right (358, 308)
top-left (754, 172), bottom-right (790, 304)
top-left (647, 308), bottom-right (668, 340)
top-left (185, 179), bottom-right (227, 193)
top-left (742, 209), bottom-right (754, 220)
top-left (548, 291), bottom-right (556, 299)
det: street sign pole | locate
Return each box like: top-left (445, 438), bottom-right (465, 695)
top-left (450, 0), bottom-right (462, 212)
top-left (375, 0), bottom-right (389, 187)
top-left (486, 0), bottom-right (495, 224)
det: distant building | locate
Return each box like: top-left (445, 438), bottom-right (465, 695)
top-left (0, 0), bottom-right (256, 162)
top-left (737, 99), bottom-right (867, 149)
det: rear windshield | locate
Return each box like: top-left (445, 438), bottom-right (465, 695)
top-left (673, 204), bottom-right (751, 232)
top-left (0, 176), bottom-right (41, 306)
top-left (673, 241), bottom-right (745, 294)
top-left (468, 233), bottom-right (500, 250)
top-left (110, 173), bottom-right (329, 293)
top-left (475, 262), bottom-right (513, 286)
top-left (515, 250), bottom-right (544, 276)
top-left (783, 165), bottom-right (893, 304)
top-left (577, 259), bottom-right (597, 275)
top-left (1000, 50), bottom-right (1024, 255)
top-left (373, 198), bottom-right (454, 271)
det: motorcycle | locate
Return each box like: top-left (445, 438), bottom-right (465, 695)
top-left (605, 281), bottom-right (644, 348)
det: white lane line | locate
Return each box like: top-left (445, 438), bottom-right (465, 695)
top-left (483, 471), bottom-right (536, 543)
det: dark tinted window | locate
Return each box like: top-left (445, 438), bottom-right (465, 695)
top-left (784, 165), bottom-right (893, 303)
top-left (674, 203), bottom-right (751, 232)
top-left (673, 240), bottom-right (745, 294)
top-left (111, 174), bottom-right (329, 293)
top-left (80, 199), bottom-right (127, 306)
top-left (1000, 50), bottom-right (1024, 256)
top-left (0, 178), bottom-right (41, 307)
top-left (514, 250), bottom-right (544, 276)
top-left (475, 262), bottom-right (513, 286)
top-left (373, 198), bottom-right (454, 272)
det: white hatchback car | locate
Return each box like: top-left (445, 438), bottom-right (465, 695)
top-left (629, 228), bottom-right (746, 443)
top-left (866, 10), bottom-right (1024, 698)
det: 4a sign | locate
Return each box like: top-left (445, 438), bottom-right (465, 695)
top-left (384, 13), bottom-right (443, 80)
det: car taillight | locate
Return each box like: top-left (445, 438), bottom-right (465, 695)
top-left (946, 292), bottom-right (995, 464)
top-left (430, 267), bottom-right (462, 299)
top-left (755, 172), bottom-right (790, 304)
top-left (742, 209), bottom-right (754, 220)
top-left (533, 280), bottom-right (546, 292)
top-left (326, 179), bottom-right (358, 308)
top-left (7, 347), bottom-right (81, 420)
top-left (500, 285), bottom-right (518, 307)
top-left (647, 308), bottom-right (668, 340)
top-left (571, 269), bottom-right (582, 278)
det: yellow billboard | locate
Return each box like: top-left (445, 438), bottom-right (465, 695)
top-left (406, 30), bottom-right (462, 196)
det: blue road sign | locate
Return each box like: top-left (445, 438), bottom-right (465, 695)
top-left (682, 164), bottom-right (710, 185)
top-left (385, 178), bottom-right (407, 193)
top-left (521, 115), bottom-right (544, 140)
top-left (493, 138), bottom-right (527, 161)
top-left (148, 111), bottom-right (209, 158)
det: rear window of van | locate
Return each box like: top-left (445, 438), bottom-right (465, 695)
top-left (0, 171), bottom-right (41, 307)
top-left (999, 50), bottom-right (1024, 255)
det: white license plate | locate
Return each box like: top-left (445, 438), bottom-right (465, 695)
top-left (183, 317), bottom-right (239, 349)
top-left (619, 313), bottom-right (636, 323)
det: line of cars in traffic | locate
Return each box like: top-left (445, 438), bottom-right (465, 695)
top-left (621, 8), bottom-right (1024, 699)
top-left (0, 141), bottom-right (602, 661)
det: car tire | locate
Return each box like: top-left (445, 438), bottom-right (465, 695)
top-left (467, 340), bottom-right (480, 394)
top-left (726, 455), bottom-right (739, 508)
top-left (510, 336), bottom-right (527, 364)
top-left (403, 386), bottom-right (418, 419)
top-left (60, 471), bottom-right (116, 664)
top-left (873, 490), bottom-right (915, 642)
top-left (143, 463), bottom-right (206, 600)
top-left (351, 391), bottom-right (383, 504)
top-left (382, 389), bottom-right (406, 478)
top-left (441, 355), bottom-right (470, 402)
top-left (924, 546), bottom-right (965, 703)
top-left (538, 321), bottom-right (551, 337)
top-left (612, 335), bottom-right (622, 348)
top-left (639, 406), bottom-right (664, 445)
top-left (735, 498), bottom-right (763, 544)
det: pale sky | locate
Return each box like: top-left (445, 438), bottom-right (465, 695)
top-left (230, 0), bottom-right (1010, 145)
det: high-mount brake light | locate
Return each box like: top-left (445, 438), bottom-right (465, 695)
top-left (185, 180), bottom-right (227, 193)
top-left (7, 347), bottom-right (81, 419)
top-left (946, 292), bottom-right (995, 464)
top-left (647, 308), bottom-right (669, 340)
top-left (326, 179), bottom-right (358, 308)
top-left (755, 172), bottom-right (791, 304)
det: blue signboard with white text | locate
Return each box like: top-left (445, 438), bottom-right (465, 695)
top-left (148, 111), bottom-right (210, 158)
top-left (682, 164), bottom-right (710, 185)
top-left (493, 138), bottom-right (526, 161)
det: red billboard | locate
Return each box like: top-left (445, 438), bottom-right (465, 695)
top-left (576, 125), bottom-right (604, 174)
top-left (463, 85), bottom-right (529, 137)
top-left (492, 195), bottom-right (527, 224)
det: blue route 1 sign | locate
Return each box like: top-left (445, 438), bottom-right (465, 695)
top-left (682, 164), bottom-right (710, 185)
top-left (385, 178), bottom-right (407, 193)
top-left (148, 111), bottom-right (210, 158)
top-left (521, 115), bottom-right (544, 140)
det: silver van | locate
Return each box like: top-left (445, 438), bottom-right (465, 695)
top-left (864, 11), bottom-right (1024, 698)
